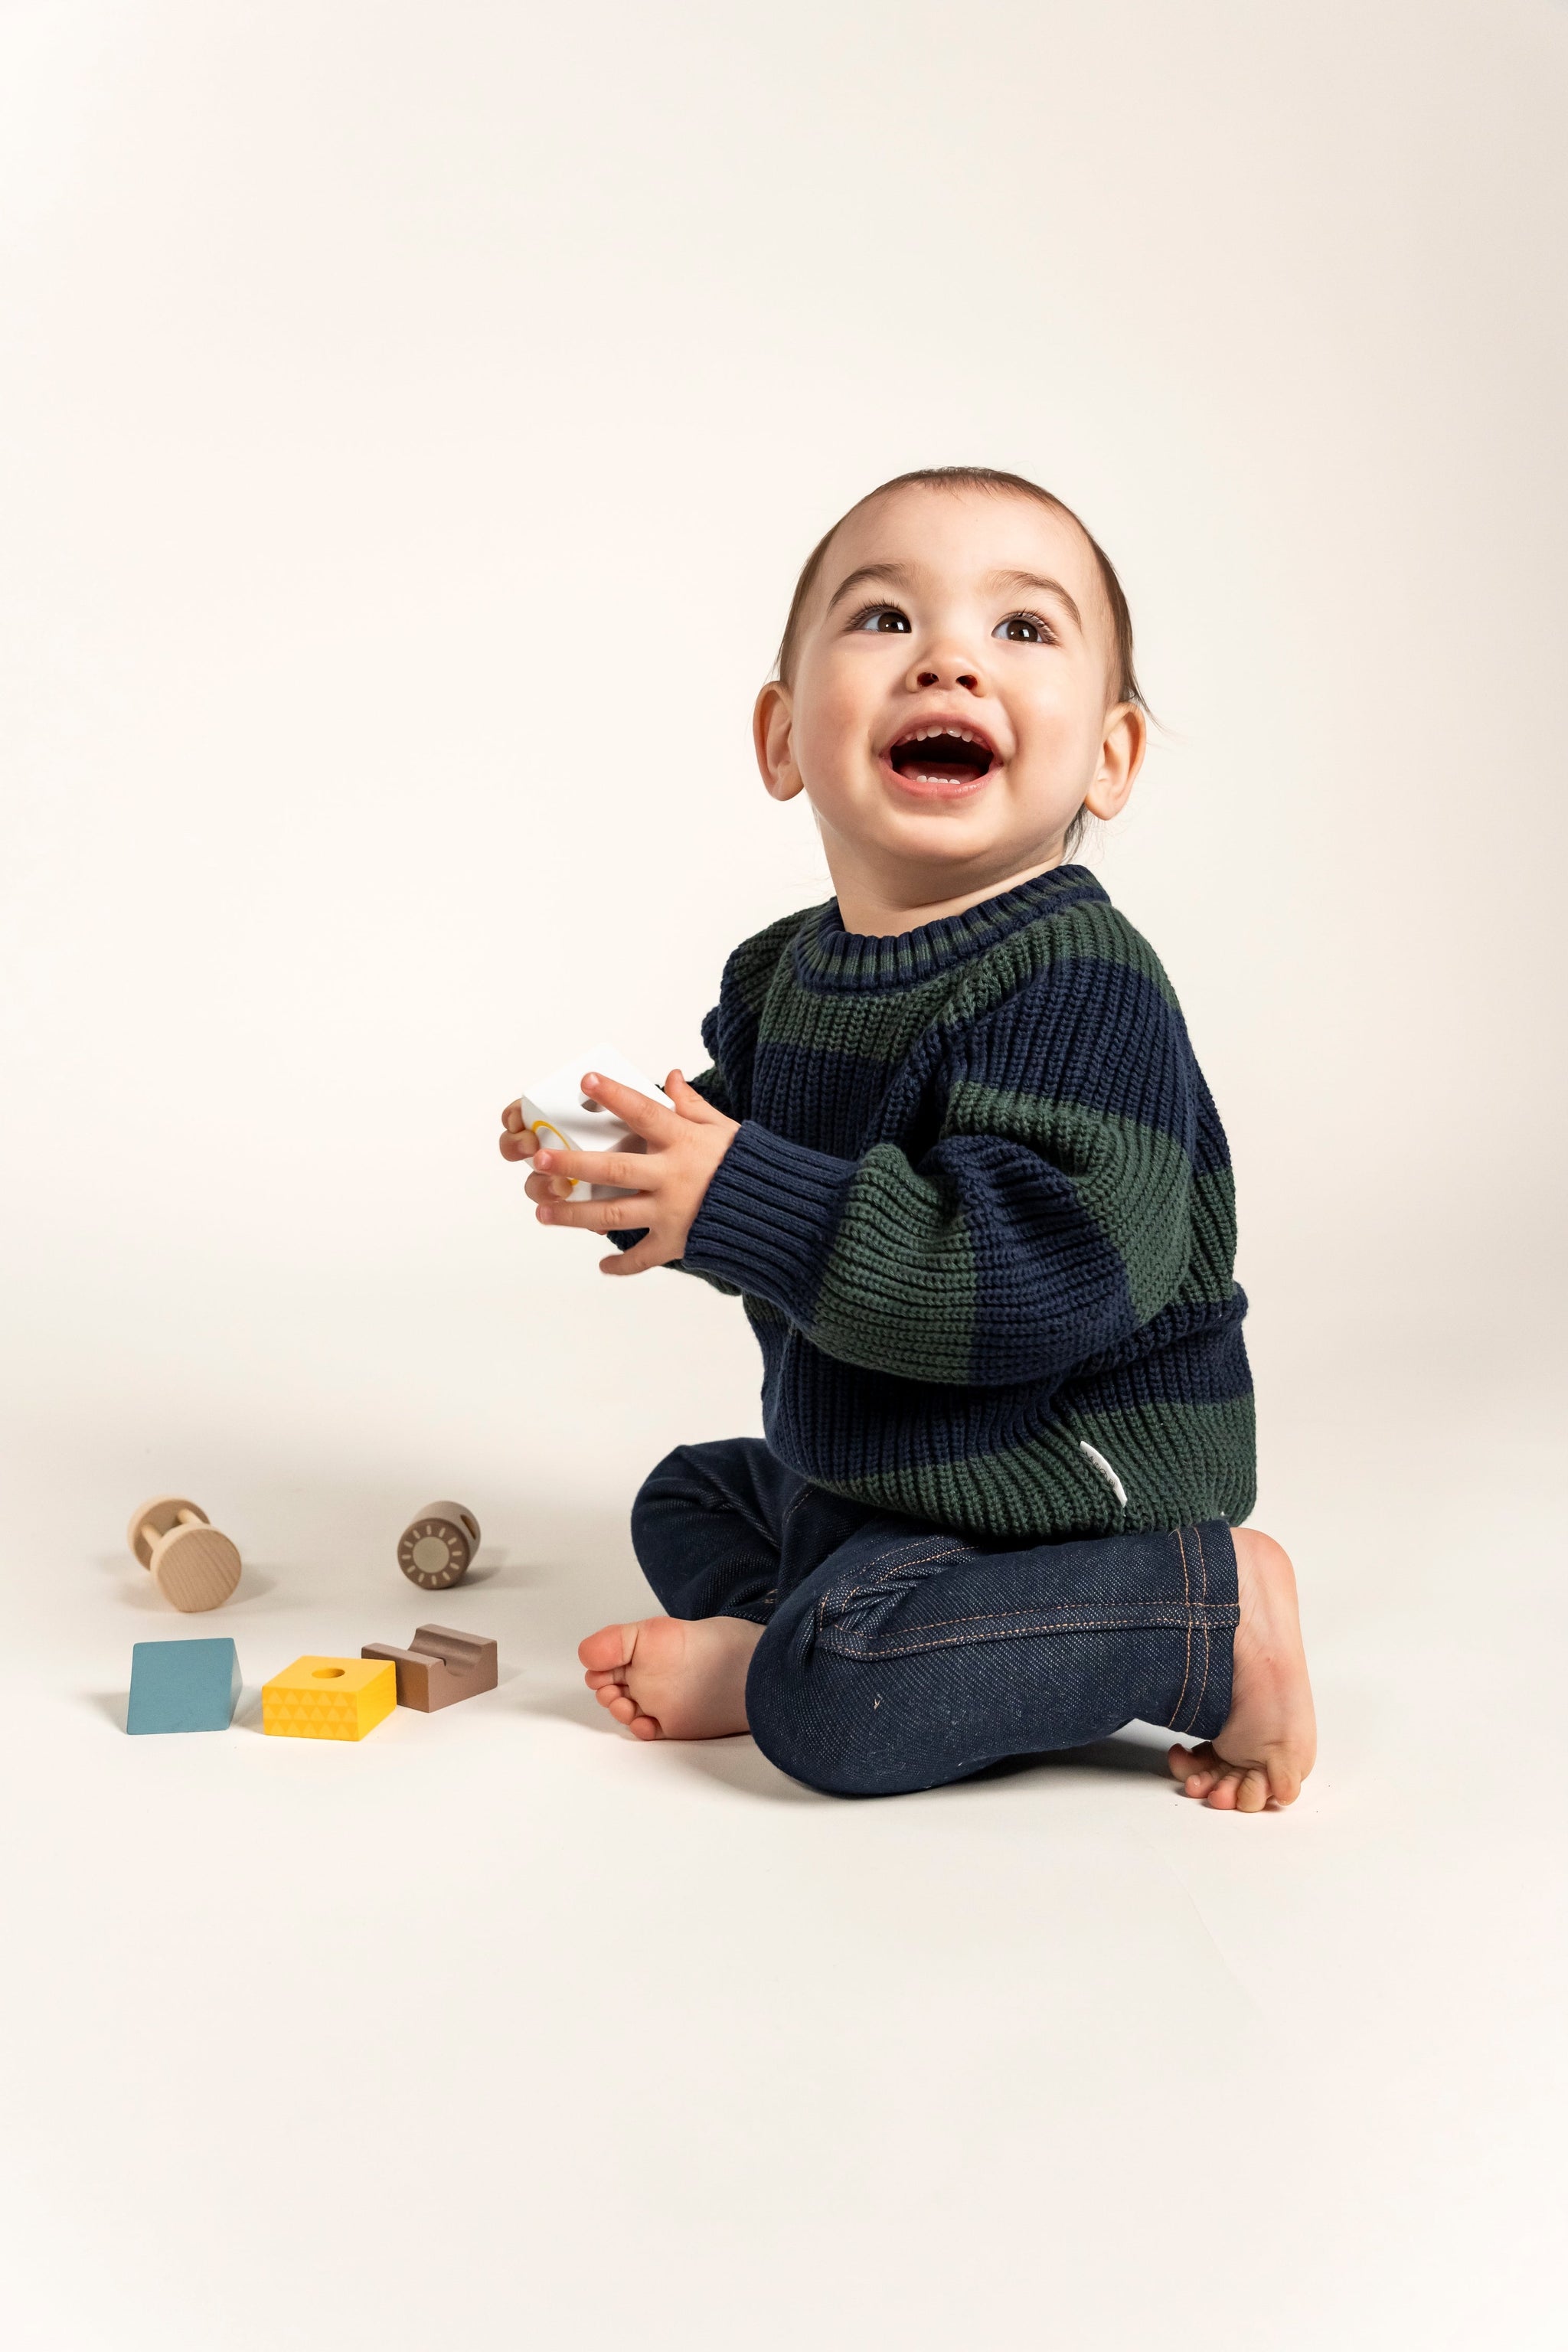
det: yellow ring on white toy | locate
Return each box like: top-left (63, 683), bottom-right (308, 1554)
top-left (528, 1118), bottom-right (590, 1199)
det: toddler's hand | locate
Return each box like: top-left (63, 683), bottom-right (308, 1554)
top-left (524, 1069), bottom-right (740, 1276)
top-left (498, 1098), bottom-right (576, 1200)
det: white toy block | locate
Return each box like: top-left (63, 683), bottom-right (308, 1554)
top-left (518, 1045), bottom-right (672, 1200)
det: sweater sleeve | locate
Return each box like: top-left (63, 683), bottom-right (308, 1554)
top-left (681, 972), bottom-right (1198, 1386)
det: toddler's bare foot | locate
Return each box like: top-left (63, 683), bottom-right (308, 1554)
top-left (578, 1614), bottom-right (763, 1741)
top-left (1167, 1527), bottom-right (1316, 1812)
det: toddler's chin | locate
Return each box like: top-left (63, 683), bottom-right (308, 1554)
top-left (880, 809), bottom-right (1051, 868)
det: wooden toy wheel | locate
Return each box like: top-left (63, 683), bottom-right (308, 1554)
top-left (129, 1494), bottom-right (207, 1568)
top-left (398, 1499), bottom-right (481, 1591)
top-left (128, 1494), bottom-right (242, 1612)
top-left (154, 1523), bottom-right (242, 1612)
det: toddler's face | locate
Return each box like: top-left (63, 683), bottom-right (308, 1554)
top-left (756, 485), bottom-right (1142, 903)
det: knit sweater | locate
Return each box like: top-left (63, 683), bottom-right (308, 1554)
top-left (671, 864), bottom-right (1256, 1544)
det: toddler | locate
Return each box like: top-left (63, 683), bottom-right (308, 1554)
top-left (500, 466), bottom-right (1315, 1811)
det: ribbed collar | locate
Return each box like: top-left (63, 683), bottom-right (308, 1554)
top-left (794, 863), bottom-right (1107, 993)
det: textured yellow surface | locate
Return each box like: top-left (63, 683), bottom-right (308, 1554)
top-left (262, 1656), bottom-right (396, 1742)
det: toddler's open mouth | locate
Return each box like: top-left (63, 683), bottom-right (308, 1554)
top-left (885, 724), bottom-right (998, 790)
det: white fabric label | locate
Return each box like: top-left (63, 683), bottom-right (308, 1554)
top-left (1078, 1441), bottom-right (1129, 1509)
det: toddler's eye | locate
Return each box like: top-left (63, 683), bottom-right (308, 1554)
top-left (849, 603), bottom-right (912, 634)
top-left (995, 611), bottom-right (1053, 644)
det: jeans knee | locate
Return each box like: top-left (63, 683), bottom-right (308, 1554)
top-left (632, 1442), bottom-right (786, 1623)
top-left (630, 1441), bottom-right (707, 1521)
top-left (744, 1621), bottom-right (903, 1798)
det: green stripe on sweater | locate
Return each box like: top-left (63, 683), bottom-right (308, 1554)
top-left (1072, 1395), bottom-right (1257, 1527)
top-left (943, 1083), bottom-right (1193, 1322)
top-left (808, 1144), bottom-right (976, 1381)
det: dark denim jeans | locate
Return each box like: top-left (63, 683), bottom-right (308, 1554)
top-left (632, 1437), bottom-right (1240, 1798)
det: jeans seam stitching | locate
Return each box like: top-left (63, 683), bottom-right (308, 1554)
top-left (818, 1612), bottom-right (1227, 1662)
top-left (1172, 1527), bottom-right (1194, 1728)
top-left (825, 1539), bottom-right (974, 1619)
top-left (821, 1600), bottom-right (1235, 1635)
top-left (1191, 1523), bottom-right (1210, 1730)
top-left (779, 1485), bottom-right (815, 1529)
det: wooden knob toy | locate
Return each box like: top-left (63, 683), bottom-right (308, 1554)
top-left (397, 1500), bottom-right (481, 1591)
top-left (126, 1496), bottom-right (243, 1613)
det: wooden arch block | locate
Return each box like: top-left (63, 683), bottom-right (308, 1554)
top-left (361, 1625), bottom-right (498, 1712)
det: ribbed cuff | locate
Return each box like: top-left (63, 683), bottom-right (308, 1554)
top-left (682, 1121), bottom-right (855, 1314)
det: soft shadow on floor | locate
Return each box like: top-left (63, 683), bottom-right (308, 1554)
top-left (1053, 1731), bottom-right (1175, 1776)
top-left (515, 1684), bottom-right (608, 1731)
top-left (973, 1731), bottom-right (1175, 1784)
top-left (461, 1547), bottom-right (547, 1590)
top-left (651, 1732), bottom-right (1173, 1806)
top-left (511, 1687), bottom-right (822, 1803)
top-left (92, 1553), bottom-right (281, 1612)
top-left (83, 1690), bottom-right (127, 1731)
top-left (517, 1697), bottom-right (1176, 1802)
top-left (658, 1734), bottom-right (825, 1804)
top-left (672, 1728), bottom-right (1181, 1808)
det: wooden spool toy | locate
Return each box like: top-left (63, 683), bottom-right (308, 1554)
top-left (127, 1496), bottom-right (243, 1613)
top-left (397, 1500), bottom-right (481, 1592)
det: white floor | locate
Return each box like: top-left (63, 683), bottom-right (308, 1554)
top-left (2, 1269), bottom-right (1562, 2350)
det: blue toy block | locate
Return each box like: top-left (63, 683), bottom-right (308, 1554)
top-left (126, 1638), bottom-right (241, 1734)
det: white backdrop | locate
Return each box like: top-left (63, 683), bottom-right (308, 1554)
top-left (2, 5), bottom-right (1565, 2347)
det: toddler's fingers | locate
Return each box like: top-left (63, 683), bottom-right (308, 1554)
top-left (534, 1192), bottom-right (655, 1232)
top-left (580, 1069), bottom-right (681, 1145)
top-left (524, 1168), bottom-right (578, 1204)
top-left (499, 1107), bottom-right (540, 1164)
top-left (665, 1068), bottom-right (724, 1122)
top-left (526, 1166), bottom-right (583, 1204)
top-left (534, 1145), bottom-right (652, 1192)
top-left (599, 1237), bottom-right (666, 1276)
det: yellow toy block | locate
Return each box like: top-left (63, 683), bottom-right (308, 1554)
top-left (262, 1656), bottom-right (396, 1742)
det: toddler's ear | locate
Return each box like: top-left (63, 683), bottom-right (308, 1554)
top-left (753, 681), bottom-right (804, 802)
top-left (1083, 701), bottom-right (1146, 821)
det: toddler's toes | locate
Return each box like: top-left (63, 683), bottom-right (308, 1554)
top-left (1207, 1765), bottom-right (1269, 1811)
top-left (1169, 1746), bottom-right (1285, 1812)
top-left (600, 1686), bottom-right (663, 1737)
top-left (1167, 1741), bottom-right (1221, 1796)
top-left (580, 1622), bottom-right (637, 1674)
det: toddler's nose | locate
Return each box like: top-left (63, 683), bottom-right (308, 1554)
top-left (910, 645), bottom-right (984, 692)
